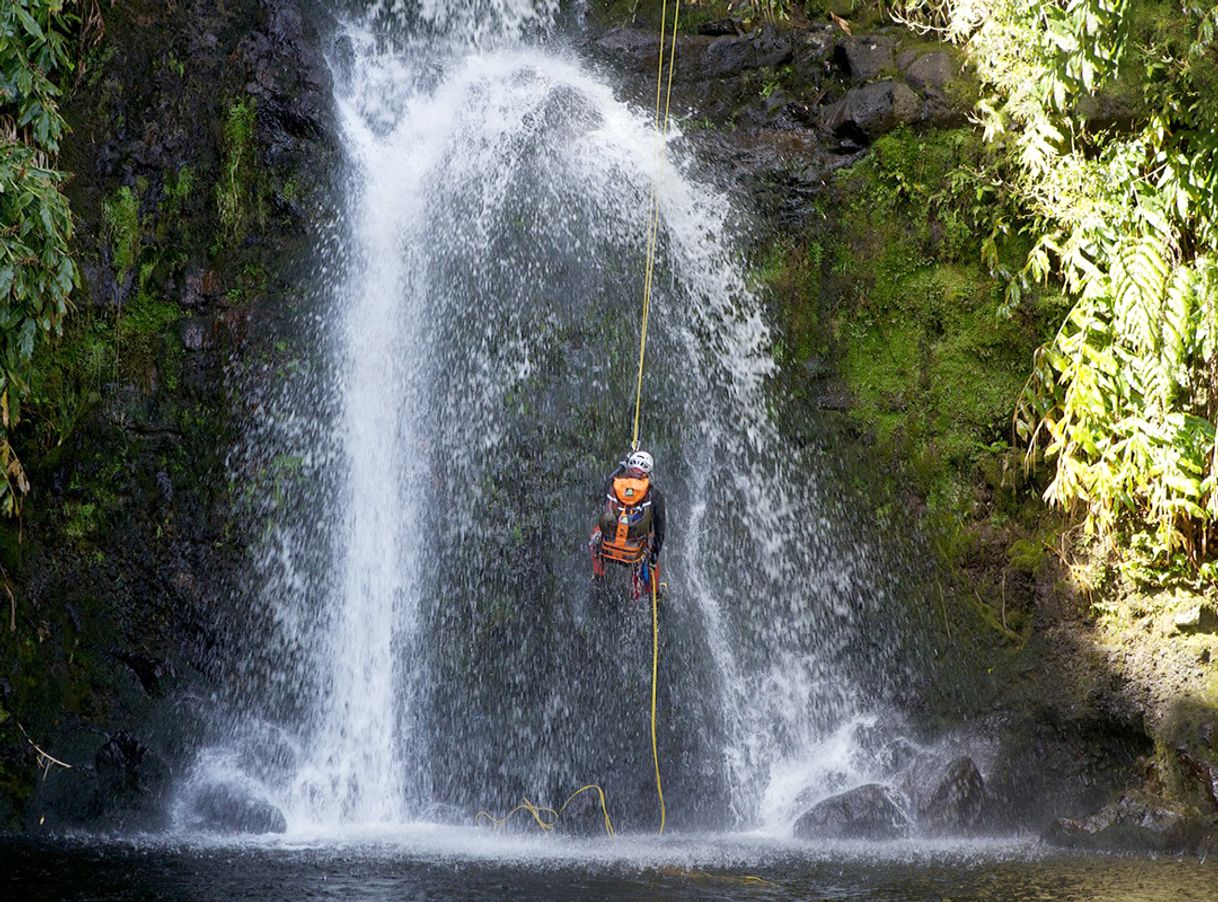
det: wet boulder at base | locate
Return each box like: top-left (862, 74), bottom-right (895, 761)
top-left (189, 784), bottom-right (287, 835)
top-left (832, 34), bottom-right (898, 82)
top-left (918, 756), bottom-right (988, 834)
top-left (1043, 790), bottom-right (1212, 853)
top-left (794, 783), bottom-right (910, 840)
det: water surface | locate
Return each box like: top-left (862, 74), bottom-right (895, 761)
top-left (4, 832), bottom-right (1215, 901)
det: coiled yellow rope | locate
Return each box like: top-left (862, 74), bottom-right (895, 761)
top-left (475, 783), bottom-right (616, 836)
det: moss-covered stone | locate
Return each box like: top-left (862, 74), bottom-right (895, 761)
top-left (764, 127), bottom-right (1062, 575)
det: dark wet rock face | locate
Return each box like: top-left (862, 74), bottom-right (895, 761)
top-left (587, 24), bottom-right (972, 229)
top-left (1, 0), bottom-right (335, 831)
top-left (918, 756), bottom-right (987, 834)
top-left (1044, 790), bottom-right (1212, 853)
top-left (189, 784), bottom-right (287, 834)
top-left (87, 733), bottom-right (171, 824)
top-left (794, 784), bottom-right (910, 840)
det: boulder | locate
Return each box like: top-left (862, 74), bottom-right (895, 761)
top-left (901, 51), bottom-right (959, 92)
top-left (190, 784), bottom-right (287, 834)
top-left (821, 80), bottom-right (920, 148)
top-left (689, 28), bottom-right (794, 80)
top-left (919, 756), bottom-right (987, 833)
top-left (833, 36), bottom-right (897, 82)
top-left (1044, 790), bottom-right (1210, 853)
top-left (93, 733), bottom-right (170, 811)
top-left (1173, 604), bottom-right (1217, 635)
top-left (794, 783), bottom-right (910, 840)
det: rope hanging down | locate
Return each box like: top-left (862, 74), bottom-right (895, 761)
top-left (478, 4), bottom-right (679, 841)
top-left (650, 573), bottom-right (666, 834)
top-left (631, 0), bottom-right (681, 452)
top-left (637, 0), bottom-right (680, 838)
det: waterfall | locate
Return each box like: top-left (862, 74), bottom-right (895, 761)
top-left (180, 1), bottom-right (905, 835)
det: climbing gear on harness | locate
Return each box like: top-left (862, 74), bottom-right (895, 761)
top-left (594, 471), bottom-right (654, 572)
top-left (589, 531), bottom-right (607, 578)
top-left (635, 556), bottom-right (661, 602)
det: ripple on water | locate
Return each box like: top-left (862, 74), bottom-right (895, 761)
top-left (3, 833), bottom-right (1216, 902)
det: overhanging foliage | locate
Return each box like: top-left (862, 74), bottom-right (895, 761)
top-left (895, 0), bottom-right (1218, 579)
top-left (0, 1), bottom-right (82, 515)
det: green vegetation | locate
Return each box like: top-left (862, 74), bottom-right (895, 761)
top-left (215, 97), bottom-right (262, 247)
top-left (0, 1), bottom-right (82, 515)
top-left (101, 185), bottom-right (140, 283)
top-left (763, 126), bottom-right (1070, 637)
top-left (893, 1), bottom-right (1218, 581)
top-left (770, 126), bottom-right (1059, 532)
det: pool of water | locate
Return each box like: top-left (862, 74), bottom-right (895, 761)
top-left (3, 828), bottom-right (1215, 901)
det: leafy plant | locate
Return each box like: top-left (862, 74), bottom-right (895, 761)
top-left (0, 1), bottom-right (82, 515)
top-left (215, 97), bottom-right (261, 246)
top-left (894, 0), bottom-right (1218, 576)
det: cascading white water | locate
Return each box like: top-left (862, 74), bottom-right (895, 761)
top-left (184, 0), bottom-right (911, 835)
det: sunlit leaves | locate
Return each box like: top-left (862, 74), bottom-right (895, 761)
top-left (902, 0), bottom-right (1218, 574)
top-left (0, 1), bottom-right (76, 156)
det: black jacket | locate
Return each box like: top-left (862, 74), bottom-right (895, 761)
top-left (602, 463), bottom-right (666, 557)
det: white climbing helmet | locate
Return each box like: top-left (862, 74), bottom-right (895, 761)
top-left (627, 450), bottom-right (654, 475)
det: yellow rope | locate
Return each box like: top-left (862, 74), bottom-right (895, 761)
top-left (475, 784), bottom-right (616, 836)
top-left (477, 4), bottom-right (678, 842)
top-left (650, 573), bottom-right (666, 834)
top-left (631, 0), bottom-right (681, 451)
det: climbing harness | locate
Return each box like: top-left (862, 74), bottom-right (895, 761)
top-left (593, 473), bottom-right (655, 577)
top-left (479, 0), bottom-right (679, 839)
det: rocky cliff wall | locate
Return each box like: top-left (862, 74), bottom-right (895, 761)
top-left (0, 0), bottom-right (334, 831)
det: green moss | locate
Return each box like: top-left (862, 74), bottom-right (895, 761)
top-left (1007, 535), bottom-right (1046, 573)
top-left (118, 291), bottom-right (184, 391)
top-left (832, 130), bottom-right (1042, 476)
top-left (770, 126), bottom-right (1060, 569)
top-left (763, 238), bottom-right (828, 365)
top-left (63, 501), bottom-right (99, 539)
top-left (215, 97), bottom-right (263, 247)
top-left (163, 165), bottom-right (195, 214)
top-left (102, 185), bottom-right (140, 282)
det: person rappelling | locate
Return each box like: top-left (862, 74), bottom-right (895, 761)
top-left (589, 449), bottom-right (666, 599)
